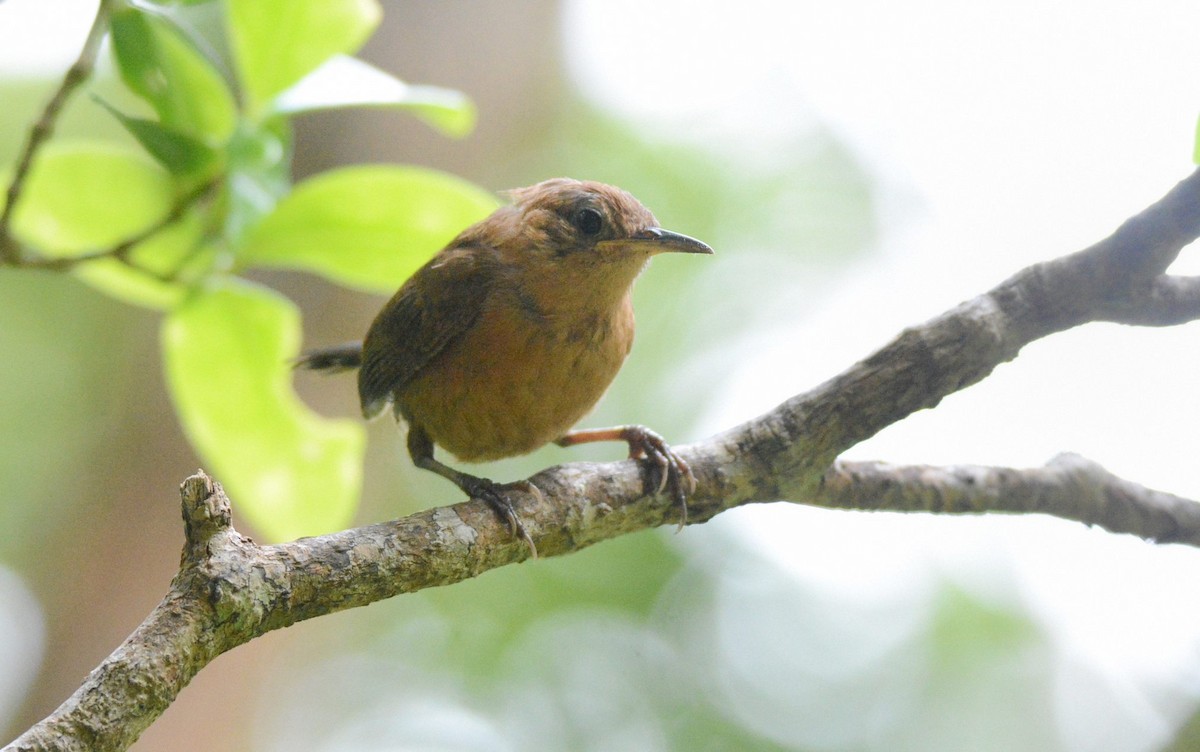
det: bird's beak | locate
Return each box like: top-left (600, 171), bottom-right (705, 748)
top-left (628, 226), bottom-right (714, 255)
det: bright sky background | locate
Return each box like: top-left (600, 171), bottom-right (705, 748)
top-left (561, 0), bottom-right (1200, 504)
top-left (564, 0), bottom-right (1200, 477)
top-left (563, 1), bottom-right (1200, 746)
top-left (0, 0), bottom-right (95, 73)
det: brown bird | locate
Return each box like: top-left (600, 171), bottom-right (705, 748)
top-left (297, 178), bottom-right (712, 555)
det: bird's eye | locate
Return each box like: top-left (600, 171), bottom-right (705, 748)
top-left (574, 207), bottom-right (604, 236)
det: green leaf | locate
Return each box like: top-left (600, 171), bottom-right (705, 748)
top-left (162, 280), bottom-right (365, 540)
top-left (929, 585), bottom-right (1038, 672)
top-left (225, 118), bottom-right (294, 244)
top-left (73, 211), bottom-right (214, 310)
top-left (238, 165), bottom-right (499, 292)
top-left (1193, 112), bottom-right (1200, 165)
top-left (109, 7), bottom-right (236, 141)
top-left (2, 142), bottom-right (215, 308)
top-left (6, 142), bottom-right (174, 256)
top-left (273, 55), bottom-right (476, 137)
top-left (227, 0), bottom-right (381, 115)
top-left (95, 97), bottom-right (220, 177)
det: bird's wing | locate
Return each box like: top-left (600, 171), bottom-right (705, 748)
top-left (357, 247), bottom-right (496, 418)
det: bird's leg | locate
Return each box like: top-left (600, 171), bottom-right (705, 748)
top-left (407, 426), bottom-right (538, 557)
top-left (555, 425), bottom-right (695, 531)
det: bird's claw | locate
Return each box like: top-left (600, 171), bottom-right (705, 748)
top-left (621, 425), bottom-right (695, 531)
top-left (461, 476), bottom-right (539, 558)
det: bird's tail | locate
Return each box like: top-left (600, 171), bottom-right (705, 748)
top-left (293, 342), bottom-right (363, 373)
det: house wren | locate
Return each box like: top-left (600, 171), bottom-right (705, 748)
top-left (297, 178), bottom-right (713, 555)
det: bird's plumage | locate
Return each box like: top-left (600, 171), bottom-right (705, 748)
top-left (354, 178), bottom-right (701, 461)
top-left (358, 246), bottom-right (496, 420)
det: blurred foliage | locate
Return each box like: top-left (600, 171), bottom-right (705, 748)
top-left (110, 6), bottom-right (237, 142)
top-left (226, 0), bottom-right (380, 116)
top-left (5, 143), bottom-right (174, 254)
top-left (0, 272), bottom-right (139, 562)
top-left (239, 165), bottom-right (497, 292)
top-left (274, 55), bottom-right (479, 137)
top-left (2, 0), bottom-right (490, 541)
top-left (162, 280), bottom-right (365, 539)
top-left (513, 100), bottom-right (877, 266)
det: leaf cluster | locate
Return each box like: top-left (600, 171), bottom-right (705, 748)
top-left (2, 0), bottom-right (498, 539)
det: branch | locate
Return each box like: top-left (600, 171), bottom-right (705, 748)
top-left (0, 0), bottom-right (111, 265)
top-left (819, 454), bottom-right (1200, 546)
top-left (7, 167), bottom-right (1200, 751)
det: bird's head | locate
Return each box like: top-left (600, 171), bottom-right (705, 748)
top-left (460, 179), bottom-right (712, 300)
top-left (504, 177), bottom-right (712, 262)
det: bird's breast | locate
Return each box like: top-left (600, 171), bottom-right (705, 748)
top-left (397, 292), bottom-right (635, 462)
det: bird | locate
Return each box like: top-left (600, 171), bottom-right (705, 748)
top-left (296, 178), bottom-right (713, 556)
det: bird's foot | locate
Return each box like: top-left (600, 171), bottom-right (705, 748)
top-left (619, 425), bottom-right (695, 531)
top-left (458, 475), bottom-right (540, 558)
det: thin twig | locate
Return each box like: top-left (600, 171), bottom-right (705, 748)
top-left (0, 0), bottom-right (112, 265)
top-left (20, 175), bottom-right (223, 280)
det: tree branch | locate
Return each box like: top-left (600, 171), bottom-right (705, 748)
top-left (819, 455), bottom-right (1200, 546)
top-left (7, 167), bottom-right (1200, 751)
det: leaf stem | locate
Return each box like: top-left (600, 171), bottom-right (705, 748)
top-left (20, 175), bottom-right (223, 281)
top-left (0, 0), bottom-right (113, 264)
